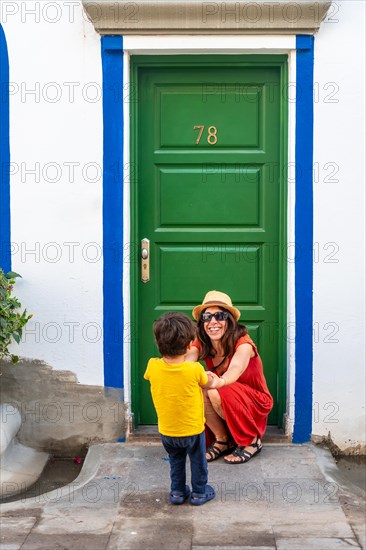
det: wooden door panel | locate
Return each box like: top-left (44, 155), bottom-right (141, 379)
top-left (158, 245), bottom-right (260, 304)
top-left (159, 87), bottom-right (260, 148)
top-left (159, 168), bottom-right (260, 226)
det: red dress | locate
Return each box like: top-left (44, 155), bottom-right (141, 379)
top-left (193, 335), bottom-right (273, 446)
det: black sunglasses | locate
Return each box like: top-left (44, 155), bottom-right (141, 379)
top-left (200, 311), bottom-right (229, 323)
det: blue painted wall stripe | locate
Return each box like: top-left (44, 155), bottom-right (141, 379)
top-left (0, 24), bottom-right (11, 273)
top-left (293, 35), bottom-right (314, 443)
top-left (101, 36), bottom-right (124, 389)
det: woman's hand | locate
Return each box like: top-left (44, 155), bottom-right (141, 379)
top-left (201, 371), bottom-right (218, 389)
top-left (205, 372), bottom-right (219, 388)
top-left (206, 371), bottom-right (217, 387)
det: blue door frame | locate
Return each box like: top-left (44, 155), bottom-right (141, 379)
top-left (0, 24), bottom-right (11, 274)
top-left (293, 35), bottom-right (314, 443)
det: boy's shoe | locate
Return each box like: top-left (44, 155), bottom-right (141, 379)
top-left (169, 485), bottom-right (191, 505)
top-left (190, 484), bottom-right (216, 506)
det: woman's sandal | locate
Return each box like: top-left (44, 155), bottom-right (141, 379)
top-left (206, 440), bottom-right (233, 462)
top-left (224, 437), bottom-right (263, 464)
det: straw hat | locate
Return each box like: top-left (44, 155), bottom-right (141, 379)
top-left (192, 290), bottom-right (241, 321)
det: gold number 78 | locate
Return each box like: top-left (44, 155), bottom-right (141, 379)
top-left (193, 125), bottom-right (218, 145)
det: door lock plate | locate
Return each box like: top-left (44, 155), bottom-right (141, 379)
top-left (141, 238), bottom-right (150, 283)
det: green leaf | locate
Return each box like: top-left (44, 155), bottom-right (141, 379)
top-left (0, 269), bottom-right (31, 362)
top-left (6, 271), bottom-right (22, 279)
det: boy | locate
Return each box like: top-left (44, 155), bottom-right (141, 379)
top-left (144, 312), bottom-right (219, 505)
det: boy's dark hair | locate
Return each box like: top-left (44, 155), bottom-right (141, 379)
top-left (153, 312), bottom-right (196, 357)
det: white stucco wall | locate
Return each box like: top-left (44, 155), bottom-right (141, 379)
top-left (313, 1), bottom-right (366, 450)
top-left (1, 2), bottom-right (104, 385)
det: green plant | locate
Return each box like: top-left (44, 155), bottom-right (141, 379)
top-left (0, 268), bottom-right (32, 364)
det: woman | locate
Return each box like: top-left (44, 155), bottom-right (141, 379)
top-left (186, 290), bottom-right (273, 464)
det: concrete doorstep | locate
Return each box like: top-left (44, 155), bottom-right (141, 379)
top-left (0, 443), bottom-right (365, 550)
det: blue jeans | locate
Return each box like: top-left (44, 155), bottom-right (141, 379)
top-left (161, 431), bottom-right (208, 495)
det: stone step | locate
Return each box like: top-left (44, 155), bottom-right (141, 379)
top-left (126, 425), bottom-right (290, 445)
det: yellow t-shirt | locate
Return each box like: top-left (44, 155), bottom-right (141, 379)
top-left (144, 358), bottom-right (208, 437)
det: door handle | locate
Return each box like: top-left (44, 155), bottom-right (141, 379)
top-left (141, 238), bottom-right (150, 283)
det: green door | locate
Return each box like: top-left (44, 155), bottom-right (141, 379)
top-left (131, 56), bottom-right (287, 427)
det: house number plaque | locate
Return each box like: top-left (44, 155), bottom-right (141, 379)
top-left (193, 125), bottom-right (218, 145)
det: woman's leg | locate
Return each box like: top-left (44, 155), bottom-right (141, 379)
top-left (204, 388), bottom-right (226, 432)
top-left (203, 389), bottom-right (230, 458)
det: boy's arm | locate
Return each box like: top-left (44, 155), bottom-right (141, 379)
top-left (143, 358), bottom-right (152, 380)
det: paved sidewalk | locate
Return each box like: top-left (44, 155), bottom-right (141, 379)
top-left (1, 443), bottom-right (365, 550)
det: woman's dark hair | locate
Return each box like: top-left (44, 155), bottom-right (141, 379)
top-left (153, 312), bottom-right (196, 357)
top-left (196, 307), bottom-right (247, 360)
